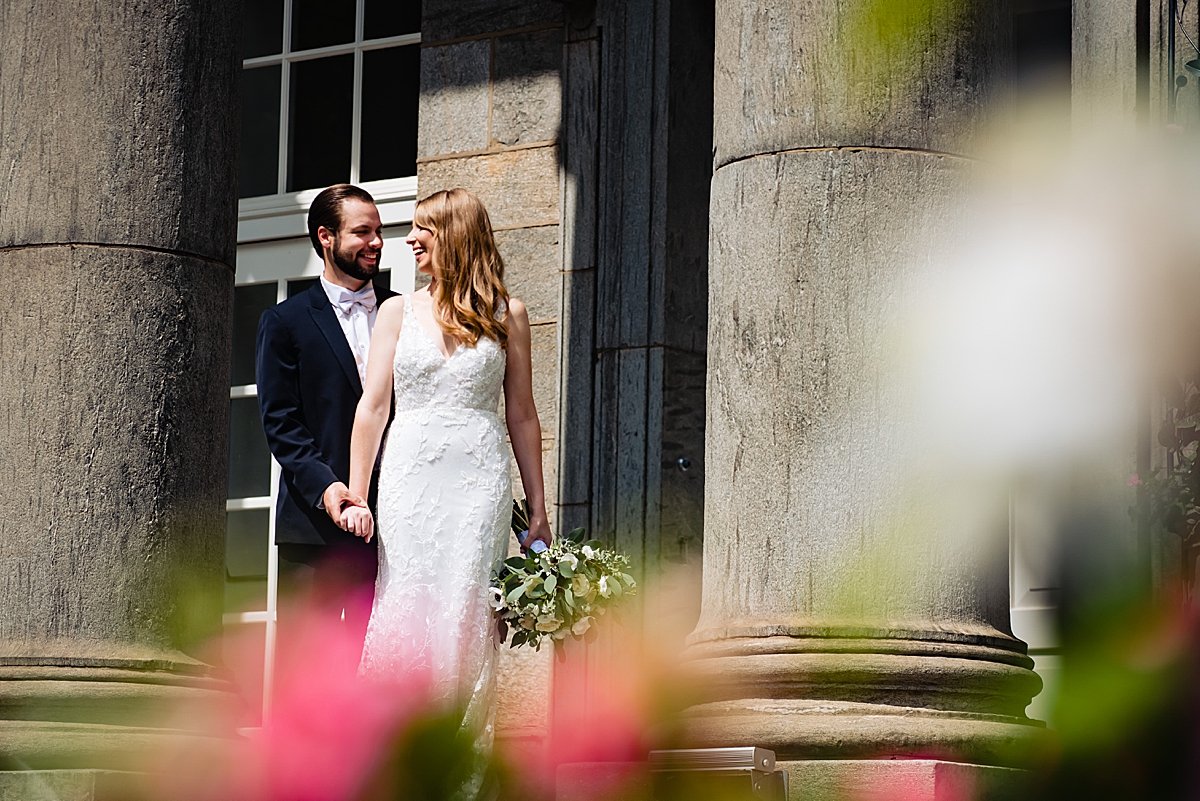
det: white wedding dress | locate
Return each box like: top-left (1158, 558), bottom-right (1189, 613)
top-left (360, 294), bottom-right (511, 791)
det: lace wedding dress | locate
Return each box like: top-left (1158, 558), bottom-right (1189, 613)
top-left (360, 295), bottom-right (511, 792)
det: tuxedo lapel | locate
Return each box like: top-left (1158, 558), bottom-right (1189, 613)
top-left (307, 284), bottom-right (363, 395)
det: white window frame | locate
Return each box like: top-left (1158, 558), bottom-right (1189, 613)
top-left (239, 0), bottom-right (421, 210)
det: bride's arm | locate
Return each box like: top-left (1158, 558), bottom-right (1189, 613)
top-left (345, 296), bottom-right (404, 540)
top-left (503, 298), bottom-right (551, 549)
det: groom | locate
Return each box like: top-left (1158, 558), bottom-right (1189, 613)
top-left (256, 183), bottom-right (394, 657)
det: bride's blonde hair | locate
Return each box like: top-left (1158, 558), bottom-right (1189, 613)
top-left (415, 187), bottom-right (510, 349)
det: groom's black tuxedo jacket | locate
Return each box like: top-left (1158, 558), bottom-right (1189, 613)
top-left (255, 280), bottom-right (397, 547)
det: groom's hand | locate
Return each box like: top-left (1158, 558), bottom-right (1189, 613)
top-left (322, 482), bottom-right (367, 527)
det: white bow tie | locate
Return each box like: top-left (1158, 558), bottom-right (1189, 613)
top-left (332, 286), bottom-right (376, 315)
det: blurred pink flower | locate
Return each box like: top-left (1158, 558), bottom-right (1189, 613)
top-left (151, 599), bottom-right (435, 801)
top-left (1127, 473), bottom-right (1143, 487)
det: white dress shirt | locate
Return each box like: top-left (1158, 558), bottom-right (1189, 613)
top-left (319, 274), bottom-right (378, 384)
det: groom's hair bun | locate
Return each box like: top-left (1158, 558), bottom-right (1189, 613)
top-left (308, 184), bottom-right (377, 258)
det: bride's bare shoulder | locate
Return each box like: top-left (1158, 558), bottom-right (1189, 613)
top-left (377, 294), bottom-right (406, 324)
top-left (504, 296), bottom-right (528, 323)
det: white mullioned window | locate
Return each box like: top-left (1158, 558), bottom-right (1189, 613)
top-left (225, 0), bottom-right (420, 726)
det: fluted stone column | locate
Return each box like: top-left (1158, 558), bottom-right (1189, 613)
top-left (684, 0), bottom-right (1045, 781)
top-left (0, 0), bottom-right (239, 770)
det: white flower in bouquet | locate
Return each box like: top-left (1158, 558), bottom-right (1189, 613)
top-left (491, 501), bottom-right (638, 653)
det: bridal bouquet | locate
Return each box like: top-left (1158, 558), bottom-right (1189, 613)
top-left (490, 501), bottom-right (637, 652)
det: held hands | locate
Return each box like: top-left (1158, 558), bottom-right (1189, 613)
top-left (322, 482), bottom-right (374, 542)
top-left (340, 504), bottom-right (375, 543)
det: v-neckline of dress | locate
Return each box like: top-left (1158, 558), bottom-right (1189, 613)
top-left (407, 294), bottom-right (465, 363)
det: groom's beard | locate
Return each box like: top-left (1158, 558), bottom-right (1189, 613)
top-left (333, 239), bottom-right (381, 282)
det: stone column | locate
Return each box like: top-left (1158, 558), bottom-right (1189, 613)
top-left (0, 0), bottom-right (238, 770)
top-left (684, 0), bottom-right (1045, 786)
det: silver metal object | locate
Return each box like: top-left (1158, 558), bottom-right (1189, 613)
top-left (648, 747), bottom-right (787, 800)
top-left (649, 747), bottom-right (775, 772)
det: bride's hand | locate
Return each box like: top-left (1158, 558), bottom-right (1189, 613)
top-left (524, 516), bottom-right (552, 552)
top-left (341, 505), bottom-right (375, 543)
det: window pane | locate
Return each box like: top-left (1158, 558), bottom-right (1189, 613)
top-left (225, 575), bottom-right (268, 614)
top-left (226, 509), bottom-right (270, 581)
top-left (361, 46), bottom-right (419, 182)
top-left (287, 55), bottom-right (353, 192)
top-left (292, 0), bottom-right (355, 51)
top-left (288, 277), bottom-right (319, 298)
top-left (242, 0), bottom-right (284, 59)
top-left (232, 283), bottom-right (278, 386)
top-left (239, 66), bottom-right (282, 198)
top-left (365, 0), bottom-right (421, 39)
top-left (229, 397), bottom-right (271, 498)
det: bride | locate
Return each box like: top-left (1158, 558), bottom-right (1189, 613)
top-left (339, 187), bottom-right (552, 774)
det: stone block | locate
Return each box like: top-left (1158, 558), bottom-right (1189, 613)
top-left (495, 636), bottom-right (553, 742)
top-left (556, 762), bottom-right (651, 801)
top-left (495, 225), bottom-right (561, 325)
top-left (505, 435), bottom-right (558, 524)
top-left (422, 0), bottom-right (562, 45)
top-left (0, 769), bottom-right (142, 801)
top-left (492, 29), bottom-right (563, 147)
top-left (0, 0), bottom-right (238, 262)
top-left (780, 759), bottom-right (1026, 801)
top-left (529, 321), bottom-right (560, 435)
top-left (418, 40), bottom-right (491, 158)
top-left (556, 759), bottom-right (1027, 801)
top-left (418, 147), bottom-right (560, 230)
top-left (500, 322), bottom-right (559, 513)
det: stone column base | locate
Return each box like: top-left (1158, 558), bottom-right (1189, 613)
top-left (777, 759), bottom-right (1023, 801)
top-left (0, 770), bottom-right (144, 801)
top-left (557, 759), bottom-right (1027, 801)
top-left (0, 660), bottom-right (240, 772)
